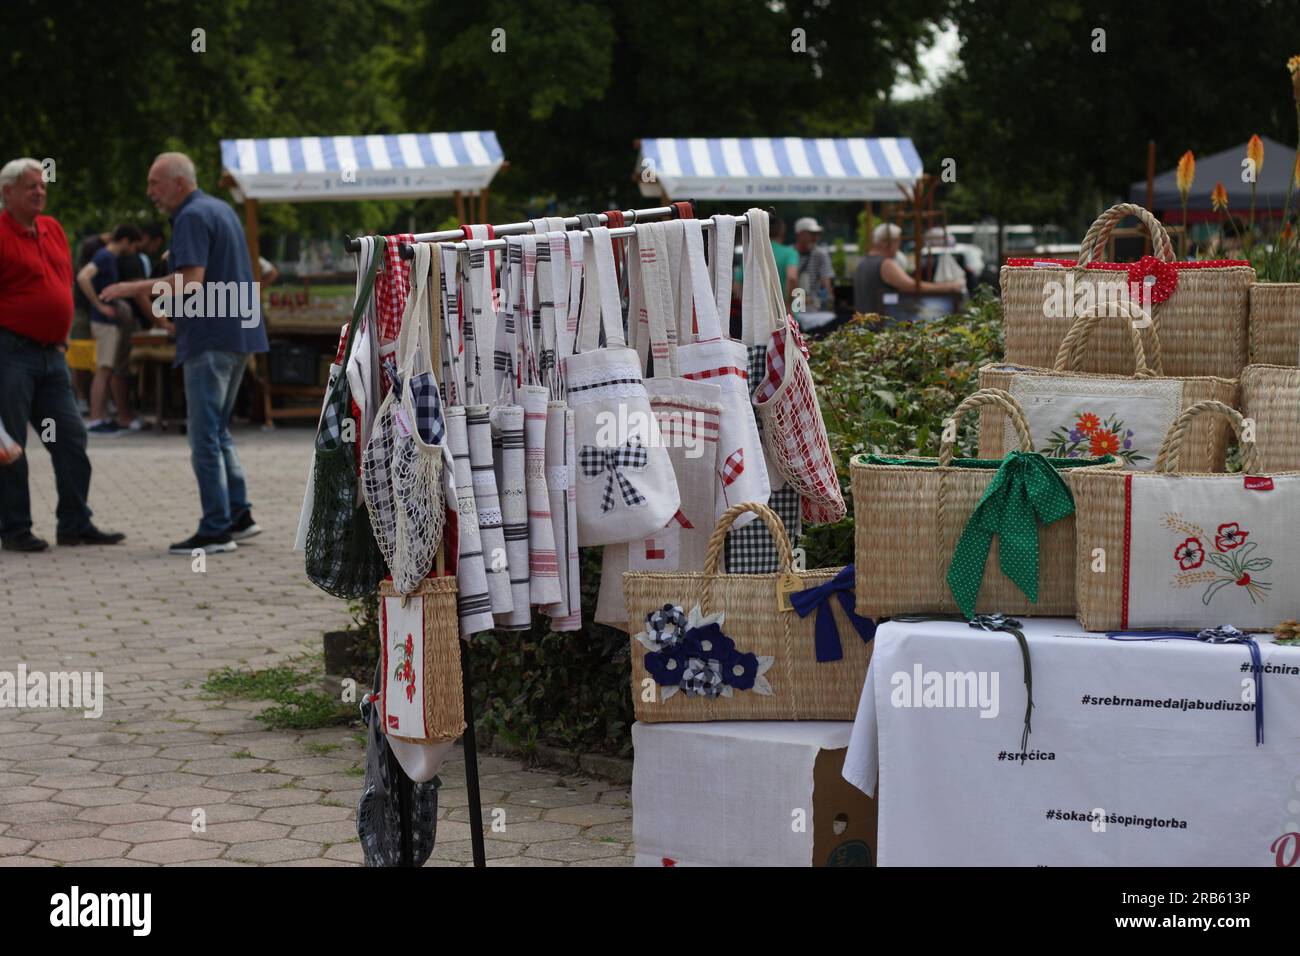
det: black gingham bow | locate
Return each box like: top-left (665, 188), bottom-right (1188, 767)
top-left (580, 440), bottom-right (648, 513)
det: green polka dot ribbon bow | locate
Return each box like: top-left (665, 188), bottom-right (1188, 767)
top-left (946, 451), bottom-right (1076, 619)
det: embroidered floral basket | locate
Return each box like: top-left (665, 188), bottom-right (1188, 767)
top-left (1247, 282), bottom-right (1300, 366)
top-left (1072, 401), bottom-right (1300, 631)
top-left (623, 502), bottom-right (869, 722)
top-left (377, 575), bottom-right (465, 745)
top-left (979, 300), bottom-right (1237, 472)
top-left (850, 389), bottom-right (1120, 619)
top-left (1240, 364), bottom-right (1300, 472)
top-left (1000, 203), bottom-right (1253, 378)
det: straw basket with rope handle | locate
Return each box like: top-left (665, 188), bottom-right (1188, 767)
top-left (851, 388), bottom-right (1121, 619)
top-left (623, 502), bottom-right (868, 722)
top-left (979, 299), bottom-right (1237, 471)
top-left (1072, 400), bottom-right (1300, 631)
top-left (1000, 203), bottom-right (1253, 378)
top-left (1240, 363), bottom-right (1300, 473)
top-left (1247, 282), bottom-right (1300, 366)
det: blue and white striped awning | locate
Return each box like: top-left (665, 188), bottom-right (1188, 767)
top-left (636, 137), bottom-right (923, 202)
top-left (220, 132), bottom-right (505, 203)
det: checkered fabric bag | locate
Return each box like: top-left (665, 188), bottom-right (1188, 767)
top-left (306, 237), bottom-right (387, 598)
top-left (375, 233), bottom-right (415, 343)
top-left (725, 345), bottom-right (803, 572)
top-left (745, 209), bottom-right (845, 524)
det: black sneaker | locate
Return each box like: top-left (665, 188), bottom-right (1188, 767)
top-left (169, 532), bottom-right (237, 555)
top-left (228, 511), bottom-right (262, 541)
top-left (2, 531), bottom-right (49, 552)
top-left (57, 525), bottom-right (126, 545)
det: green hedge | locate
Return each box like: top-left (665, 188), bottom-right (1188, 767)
top-left (356, 290), bottom-right (1006, 757)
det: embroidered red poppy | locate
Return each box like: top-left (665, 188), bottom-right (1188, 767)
top-left (1174, 537), bottom-right (1204, 570)
top-left (1215, 522), bottom-right (1249, 552)
top-left (1127, 255), bottom-right (1178, 306)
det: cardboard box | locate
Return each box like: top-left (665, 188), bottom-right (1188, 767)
top-left (632, 721), bottom-right (876, 867)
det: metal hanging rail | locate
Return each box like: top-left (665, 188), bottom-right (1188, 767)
top-left (344, 199), bottom-right (761, 261)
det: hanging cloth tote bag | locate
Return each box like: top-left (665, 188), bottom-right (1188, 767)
top-left (747, 209), bottom-right (846, 523)
top-left (519, 234), bottom-right (562, 608)
top-left (675, 218), bottom-right (771, 527)
top-left (595, 221), bottom-right (725, 629)
top-left (306, 237), bottom-right (388, 598)
top-left (542, 229), bottom-right (583, 630)
top-left (440, 247), bottom-right (495, 638)
top-left (569, 226), bottom-right (681, 546)
top-left (459, 237), bottom-right (514, 617)
top-left (490, 236), bottom-right (533, 630)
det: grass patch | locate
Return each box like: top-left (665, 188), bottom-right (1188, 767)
top-left (202, 660), bottom-right (352, 731)
top-left (231, 749), bottom-right (255, 759)
top-left (305, 742), bottom-right (341, 756)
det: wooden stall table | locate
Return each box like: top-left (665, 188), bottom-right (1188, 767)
top-left (129, 330), bottom-right (183, 431)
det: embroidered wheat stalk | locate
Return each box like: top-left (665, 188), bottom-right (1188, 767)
top-left (1172, 570), bottom-right (1217, 588)
top-left (1162, 512), bottom-right (1207, 538)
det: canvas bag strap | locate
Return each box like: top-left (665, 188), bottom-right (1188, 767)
top-left (520, 235), bottom-right (542, 386)
top-left (575, 226), bottom-right (626, 354)
top-left (395, 241), bottom-right (432, 378)
top-left (742, 208), bottom-right (782, 346)
top-left (440, 245), bottom-right (465, 405)
top-left (635, 222), bottom-right (678, 380)
top-left (564, 231), bottom-right (584, 358)
top-left (679, 218), bottom-right (725, 343)
top-left (342, 236), bottom-right (382, 379)
top-left (709, 215), bottom-right (737, 322)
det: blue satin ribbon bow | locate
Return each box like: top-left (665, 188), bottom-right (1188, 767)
top-left (791, 565), bottom-right (876, 663)
top-left (1106, 625), bottom-right (1264, 746)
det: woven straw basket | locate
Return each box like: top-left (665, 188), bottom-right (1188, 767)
top-left (1247, 282), bottom-right (1300, 365)
top-left (1001, 203), bottom-right (1253, 378)
top-left (623, 502), bottom-right (868, 722)
top-left (378, 575), bottom-right (465, 744)
top-left (851, 389), bottom-right (1120, 619)
top-left (1071, 401), bottom-right (1294, 631)
top-left (979, 300), bottom-right (1237, 471)
top-left (1240, 364), bottom-right (1300, 472)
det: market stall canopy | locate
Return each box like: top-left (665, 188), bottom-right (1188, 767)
top-left (1129, 136), bottom-right (1298, 217)
top-left (635, 137), bottom-right (923, 201)
top-left (220, 131), bottom-right (505, 203)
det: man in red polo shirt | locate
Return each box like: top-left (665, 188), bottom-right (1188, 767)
top-left (0, 157), bottom-right (124, 551)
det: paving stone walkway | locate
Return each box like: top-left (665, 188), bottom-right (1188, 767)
top-left (0, 424), bottom-right (631, 866)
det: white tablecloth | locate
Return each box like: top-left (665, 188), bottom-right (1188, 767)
top-left (843, 617), bottom-right (1300, 866)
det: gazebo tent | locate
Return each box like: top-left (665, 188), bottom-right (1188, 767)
top-left (220, 131), bottom-right (505, 203)
top-left (1129, 136), bottom-right (1298, 219)
top-left (634, 136), bottom-right (923, 201)
top-left (216, 130), bottom-right (505, 424)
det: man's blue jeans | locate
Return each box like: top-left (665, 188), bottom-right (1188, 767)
top-left (183, 350), bottom-right (252, 537)
top-left (0, 329), bottom-right (94, 539)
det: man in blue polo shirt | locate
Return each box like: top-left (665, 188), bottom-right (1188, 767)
top-left (102, 152), bottom-right (269, 555)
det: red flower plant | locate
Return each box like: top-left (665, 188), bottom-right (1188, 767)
top-left (1175, 537), bottom-right (1205, 570)
top-left (1215, 522), bottom-right (1249, 552)
top-left (1076, 413), bottom-right (1101, 436)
